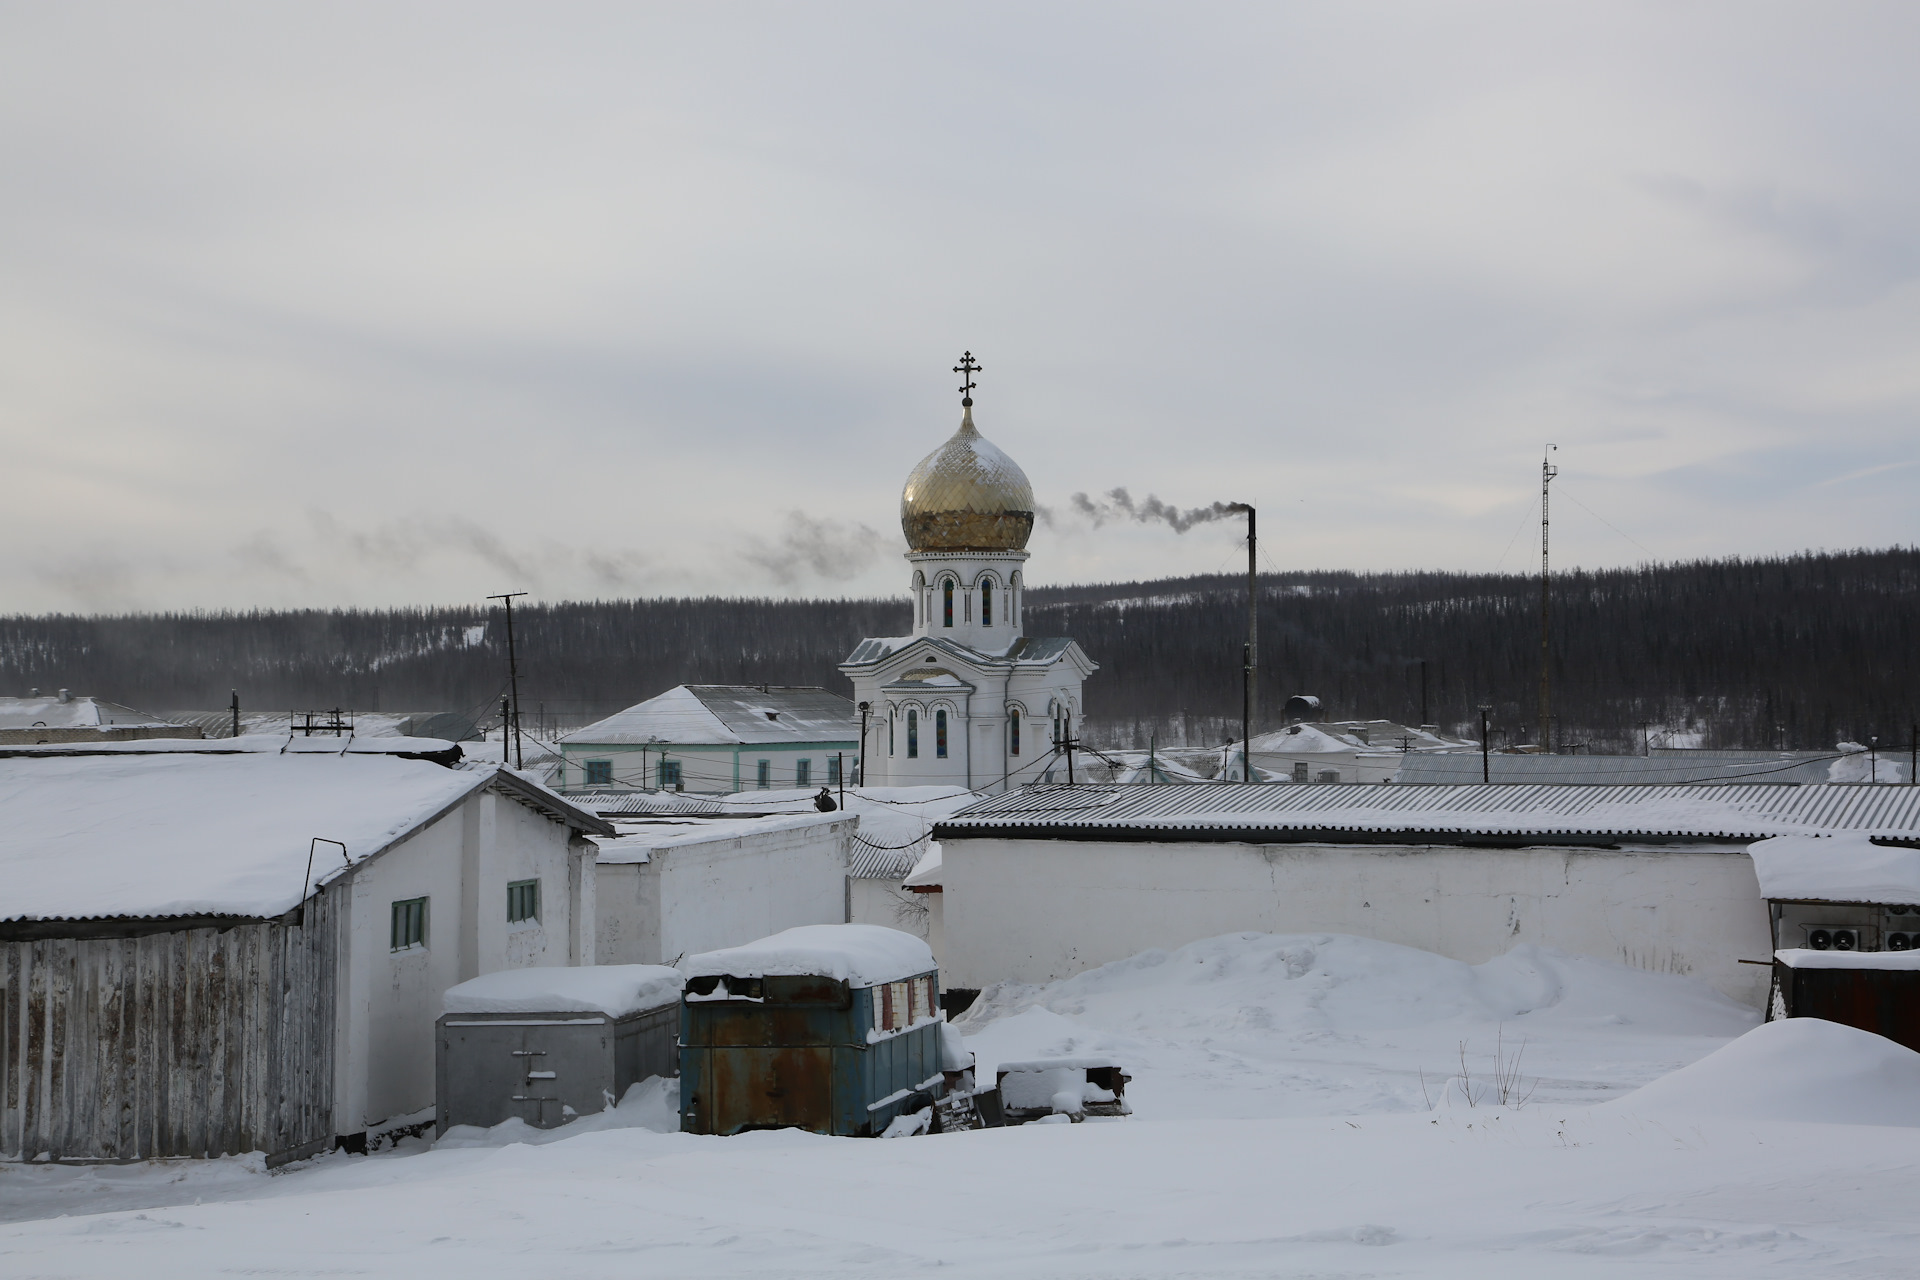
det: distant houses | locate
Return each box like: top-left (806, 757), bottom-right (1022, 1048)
top-left (556, 685), bottom-right (857, 793)
top-left (0, 749), bottom-right (610, 1164)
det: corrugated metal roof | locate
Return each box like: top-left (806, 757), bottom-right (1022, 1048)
top-left (935, 782), bottom-right (1920, 842)
top-left (1393, 751), bottom-right (1841, 787)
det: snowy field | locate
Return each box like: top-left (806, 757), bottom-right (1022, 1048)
top-left (6, 932), bottom-right (1920, 1278)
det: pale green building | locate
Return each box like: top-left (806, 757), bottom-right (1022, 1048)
top-left (556, 684), bottom-right (858, 794)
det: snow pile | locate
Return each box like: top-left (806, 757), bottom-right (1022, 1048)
top-left (442, 965), bottom-right (683, 1018)
top-left (1828, 743), bottom-right (1908, 785)
top-left (684, 924), bottom-right (935, 987)
top-left (436, 1076), bottom-right (681, 1149)
top-left (1608, 1018), bottom-right (1920, 1126)
top-left (958, 932), bottom-right (1758, 1118)
top-left (902, 841), bottom-right (942, 886)
top-left (1748, 833), bottom-right (1920, 905)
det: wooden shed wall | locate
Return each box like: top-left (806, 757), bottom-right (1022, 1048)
top-left (1, 887), bottom-right (338, 1164)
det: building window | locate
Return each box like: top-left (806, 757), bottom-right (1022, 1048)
top-left (1292, 761), bottom-right (1309, 784)
top-left (889, 713), bottom-right (896, 756)
top-left (981, 581), bottom-right (992, 626)
top-left (936, 709), bottom-right (948, 758)
top-left (390, 897), bottom-right (427, 951)
top-left (1009, 708), bottom-right (1020, 756)
top-left (658, 759), bottom-right (682, 789)
top-left (584, 759), bottom-right (612, 786)
top-left (757, 759), bottom-right (771, 788)
top-left (507, 879), bottom-right (540, 923)
top-left (907, 710), bottom-right (919, 758)
top-left (796, 758), bottom-right (811, 786)
top-left (827, 755), bottom-right (842, 784)
top-left (942, 579), bottom-right (954, 627)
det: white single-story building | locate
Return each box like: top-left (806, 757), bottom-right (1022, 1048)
top-left (557, 685), bottom-right (858, 794)
top-left (930, 782), bottom-right (1920, 1010)
top-left (0, 691), bottom-right (201, 744)
top-left (593, 813), bottom-right (854, 965)
top-left (1245, 720), bottom-right (1474, 785)
top-left (0, 750), bottom-right (611, 1164)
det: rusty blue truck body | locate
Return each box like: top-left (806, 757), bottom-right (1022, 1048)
top-left (679, 968), bottom-right (946, 1136)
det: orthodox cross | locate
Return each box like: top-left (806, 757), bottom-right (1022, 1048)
top-left (953, 351), bottom-right (982, 406)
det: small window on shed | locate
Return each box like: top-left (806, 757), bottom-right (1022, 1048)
top-left (757, 759), bottom-right (771, 789)
top-left (584, 759), bottom-right (612, 786)
top-left (889, 980), bottom-right (911, 1030)
top-left (910, 976), bottom-right (932, 1022)
top-left (507, 879), bottom-right (539, 923)
top-left (796, 758), bottom-right (811, 786)
top-left (1292, 762), bottom-right (1309, 784)
top-left (827, 755), bottom-right (842, 784)
top-left (658, 759), bottom-right (682, 789)
top-left (390, 897), bottom-right (427, 951)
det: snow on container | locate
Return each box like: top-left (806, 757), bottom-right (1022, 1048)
top-left (436, 965), bottom-right (683, 1136)
top-left (1770, 949), bottom-right (1920, 1053)
top-left (995, 1057), bottom-right (1132, 1124)
top-left (678, 924), bottom-right (946, 1136)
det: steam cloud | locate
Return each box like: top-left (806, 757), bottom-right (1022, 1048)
top-left (739, 511), bottom-right (887, 585)
top-left (1070, 488), bottom-right (1249, 533)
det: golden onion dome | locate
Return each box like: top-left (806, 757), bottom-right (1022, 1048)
top-left (900, 406), bottom-right (1035, 552)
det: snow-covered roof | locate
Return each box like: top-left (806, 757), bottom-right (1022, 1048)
top-left (1251, 721), bottom-right (1470, 755)
top-left (1748, 834), bottom-right (1920, 904)
top-left (441, 964), bottom-right (684, 1017)
top-left (560, 685), bottom-right (855, 747)
top-left (1775, 948), bottom-right (1920, 970)
top-left (1, 732), bottom-right (462, 762)
top-left (902, 842), bottom-right (942, 887)
top-left (590, 812), bottom-right (848, 865)
top-left (0, 695), bottom-right (183, 729)
top-left (1396, 751), bottom-right (1843, 787)
top-left (842, 634), bottom-right (1084, 670)
top-left (935, 782), bottom-right (1920, 844)
top-left (683, 924), bottom-right (936, 987)
top-left (0, 754), bottom-right (610, 922)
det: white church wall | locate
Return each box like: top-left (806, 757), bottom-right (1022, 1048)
top-left (939, 836), bottom-right (1773, 1007)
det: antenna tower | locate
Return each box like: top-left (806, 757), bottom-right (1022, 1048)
top-left (1538, 446), bottom-right (1557, 751)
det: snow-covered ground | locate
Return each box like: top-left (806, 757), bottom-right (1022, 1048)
top-left (6, 933), bottom-right (1919, 1278)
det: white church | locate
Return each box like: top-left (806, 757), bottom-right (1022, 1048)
top-left (841, 356), bottom-right (1097, 791)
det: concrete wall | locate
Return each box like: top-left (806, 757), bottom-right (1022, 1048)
top-left (941, 837), bottom-right (1775, 1008)
top-left (596, 817), bottom-right (852, 965)
top-left (337, 790), bottom-right (592, 1137)
top-left (848, 876), bottom-right (934, 953)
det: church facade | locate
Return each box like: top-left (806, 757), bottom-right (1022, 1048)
top-left (841, 359), bottom-right (1097, 792)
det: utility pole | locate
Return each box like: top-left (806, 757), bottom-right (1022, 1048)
top-left (1871, 735), bottom-right (1879, 784)
top-left (1910, 723), bottom-right (1916, 785)
top-left (1228, 502), bottom-right (1257, 783)
top-left (1639, 721), bottom-right (1651, 757)
top-left (1479, 705), bottom-right (1493, 784)
top-left (230, 689), bottom-right (240, 739)
top-left (487, 592), bottom-right (528, 770)
top-left (857, 702), bottom-right (870, 787)
top-left (837, 752), bottom-right (846, 811)
top-left (1538, 446), bottom-right (1557, 751)
top-left (499, 697), bottom-right (511, 764)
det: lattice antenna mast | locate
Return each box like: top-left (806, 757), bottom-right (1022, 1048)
top-left (1538, 445), bottom-right (1558, 751)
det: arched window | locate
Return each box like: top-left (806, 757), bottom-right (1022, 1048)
top-left (942, 579), bottom-right (954, 627)
top-left (907, 709), bottom-right (919, 758)
top-left (889, 711), bottom-right (896, 756)
top-left (1009, 708), bottom-right (1020, 756)
top-left (935, 709), bottom-right (948, 758)
top-left (980, 579), bottom-right (993, 626)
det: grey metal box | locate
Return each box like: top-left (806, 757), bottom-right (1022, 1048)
top-left (436, 1002), bottom-right (677, 1136)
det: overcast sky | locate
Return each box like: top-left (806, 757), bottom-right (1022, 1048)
top-left (3, 3), bottom-right (1916, 613)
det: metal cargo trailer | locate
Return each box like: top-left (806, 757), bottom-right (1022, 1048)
top-left (678, 925), bottom-right (947, 1136)
top-left (436, 965), bottom-right (683, 1136)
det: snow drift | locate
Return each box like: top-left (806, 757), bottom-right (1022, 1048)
top-left (1608, 1017), bottom-right (1920, 1126)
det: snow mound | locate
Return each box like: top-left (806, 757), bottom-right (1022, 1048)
top-left (683, 924), bottom-right (934, 987)
top-left (1607, 1017), bottom-right (1920, 1126)
top-left (442, 965), bottom-right (684, 1017)
top-left (435, 1076), bottom-right (682, 1148)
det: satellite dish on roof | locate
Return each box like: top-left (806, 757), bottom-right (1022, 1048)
top-left (1283, 695), bottom-right (1321, 724)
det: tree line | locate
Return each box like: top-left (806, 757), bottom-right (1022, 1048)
top-left (0, 547), bottom-right (1912, 752)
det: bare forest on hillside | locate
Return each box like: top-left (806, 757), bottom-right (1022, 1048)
top-left (1, 548), bottom-right (1913, 753)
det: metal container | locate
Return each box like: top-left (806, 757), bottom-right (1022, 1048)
top-left (1771, 959), bottom-right (1920, 1053)
top-left (679, 970), bottom-right (946, 1137)
top-left (436, 1001), bottom-right (677, 1136)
